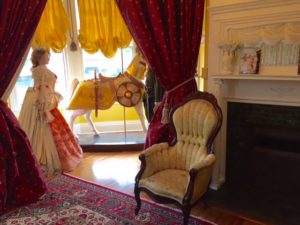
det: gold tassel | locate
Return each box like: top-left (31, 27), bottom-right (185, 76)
top-left (161, 102), bottom-right (169, 124)
top-left (159, 77), bottom-right (195, 124)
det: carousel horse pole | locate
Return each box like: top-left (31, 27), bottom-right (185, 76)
top-left (68, 78), bottom-right (100, 137)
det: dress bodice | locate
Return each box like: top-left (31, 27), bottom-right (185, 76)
top-left (30, 65), bottom-right (62, 117)
top-left (32, 65), bottom-right (57, 91)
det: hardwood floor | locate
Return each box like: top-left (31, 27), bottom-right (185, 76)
top-left (67, 151), bottom-right (271, 225)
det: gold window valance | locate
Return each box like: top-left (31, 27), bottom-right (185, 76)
top-left (77, 0), bottom-right (132, 57)
top-left (32, 0), bottom-right (70, 53)
top-left (32, 0), bottom-right (132, 56)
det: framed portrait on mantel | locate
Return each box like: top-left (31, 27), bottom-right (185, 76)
top-left (240, 48), bottom-right (261, 74)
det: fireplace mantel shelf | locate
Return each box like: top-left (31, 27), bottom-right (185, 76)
top-left (212, 75), bottom-right (300, 81)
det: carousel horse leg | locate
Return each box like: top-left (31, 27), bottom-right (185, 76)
top-left (69, 109), bottom-right (87, 138)
top-left (84, 110), bottom-right (100, 136)
top-left (134, 101), bottom-right (147, 132)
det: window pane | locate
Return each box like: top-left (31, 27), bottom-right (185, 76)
top-left (82, 46), bottom-right (134, 79)
top-left (48, 51), bottom-right (68, 106)
top-left (13, 58), bottom-right (33, 114)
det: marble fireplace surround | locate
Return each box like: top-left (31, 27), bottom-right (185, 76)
top-left (207, 0), bottom-right (300, 190)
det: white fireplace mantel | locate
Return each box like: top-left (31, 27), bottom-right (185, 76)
top-left (212, 76), bottom-right (300, 107)
top-left (207, 0), bottom-right (300, 190)
top-left (212, 75), bottom-right (300, 81)
top-left (209, 75), bottom-right (300, 190)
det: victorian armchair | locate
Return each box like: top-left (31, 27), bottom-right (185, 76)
top-left (134, 91), bottom-right (222, 225)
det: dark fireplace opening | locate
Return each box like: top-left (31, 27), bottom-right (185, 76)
top-left (224, 102), bottom-right (300, 225)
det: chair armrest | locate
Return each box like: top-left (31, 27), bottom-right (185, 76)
top-left (186, 154), bottom-right (216, 204)
top-left (189, 154), bottom-right (215, 171)
top-left (138, 142), bottom-right (170, 178)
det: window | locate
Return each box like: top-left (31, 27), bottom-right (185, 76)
top-left (74, 0), bottom-right (135, 80)
top-left (82, 44), bottom-right (134, 79)
top-left (10, 0), bottom-right (139, 131)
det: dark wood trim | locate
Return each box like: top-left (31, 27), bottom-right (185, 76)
top-left (81, 143), bottom-right (143, 152)
top-left (78, 131), bottom-right (146, 152)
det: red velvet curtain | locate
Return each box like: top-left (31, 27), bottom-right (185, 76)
top-left (116, 0), bottom-right (205, 147)
top-left (0, 0), bottom-right (47, 214)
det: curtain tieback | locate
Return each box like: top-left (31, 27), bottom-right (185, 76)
top-left (161, 76), bottom-right (195, 124)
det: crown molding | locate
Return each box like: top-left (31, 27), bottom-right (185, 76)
top-left (208, 0), bottom-right (300, 16)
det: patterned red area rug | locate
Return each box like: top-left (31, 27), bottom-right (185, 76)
top-left (0, 174), bottom-right (215, 225)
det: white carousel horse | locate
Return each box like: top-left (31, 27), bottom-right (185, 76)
top-left (67, 73), bottom-right (147, 136)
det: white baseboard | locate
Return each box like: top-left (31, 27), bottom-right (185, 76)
top-left (74, 120), bottom-right (148, 134)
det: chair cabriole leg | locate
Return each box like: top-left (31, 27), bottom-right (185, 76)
top-left (134, 187), bottom-right (141, 215)
top-left (182, 206), bottom-right (191, 225)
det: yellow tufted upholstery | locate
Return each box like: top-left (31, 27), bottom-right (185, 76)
top-left (134, 91), bottom-right (222, 225)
